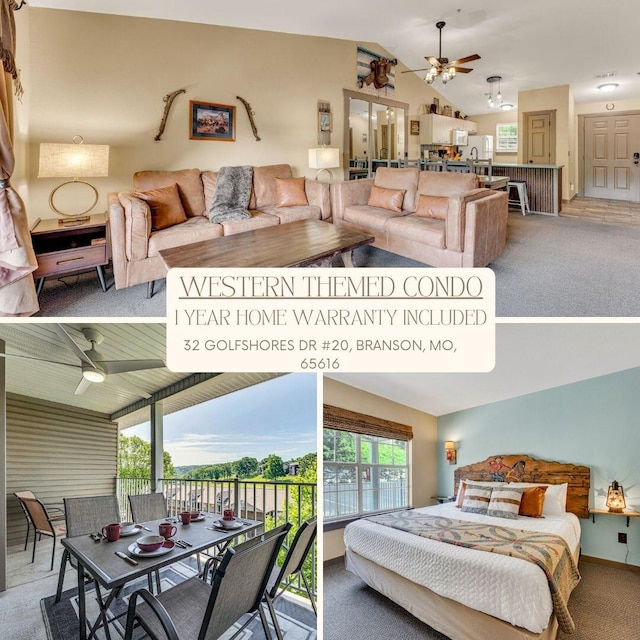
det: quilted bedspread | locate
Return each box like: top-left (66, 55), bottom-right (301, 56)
top-left (367, 510), bottom-right (580, 633)
top-left (344, 502), bottom-right (581, 633)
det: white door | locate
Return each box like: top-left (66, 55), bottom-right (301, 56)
top-left (584, 114), bottom-right (640, 201)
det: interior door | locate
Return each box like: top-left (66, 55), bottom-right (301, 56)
top-left (526, 112), bottom-right (554, 165)
top-left (583, 114), bottom-right (640, 201)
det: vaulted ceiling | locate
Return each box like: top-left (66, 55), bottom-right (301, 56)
top-left (28, 0), bottom-right (640, 115)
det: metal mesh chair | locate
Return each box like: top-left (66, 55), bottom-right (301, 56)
top-left (18, 496), bottom-right (66, 571)
top-left (14, 490), bottom-right (65, 552)
top-left (124, 523), bottom-right (291, 640)
top-left (128, 493), bottom-right (168, 523)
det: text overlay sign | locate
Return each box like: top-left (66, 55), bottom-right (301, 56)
top-left (167, 268), bottom-right (496, 373)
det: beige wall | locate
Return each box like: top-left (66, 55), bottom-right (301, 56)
top-left (576, 98), bottom-right (640, 115)
top-left (20, 8), bottom-right (455, 224)
top-left (322, 377), bottom-right (438, 561)
top-left (467, 110), bottom-right (518, 164)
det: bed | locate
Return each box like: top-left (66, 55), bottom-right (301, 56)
top-left (344, 455), bottom-right (591, 640)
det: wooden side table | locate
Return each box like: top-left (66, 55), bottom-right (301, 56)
top-left (588, 508), bottom-right (640, 527)
top-left (31, 214), bottom-right (110, 295)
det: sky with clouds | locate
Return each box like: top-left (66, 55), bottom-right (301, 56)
top-left (124, 373), bottom-right (318, 467)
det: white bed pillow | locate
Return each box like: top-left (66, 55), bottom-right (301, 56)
top-left (509, 482), bottom-right (568, 515)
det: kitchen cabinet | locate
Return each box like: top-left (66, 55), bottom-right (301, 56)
top-left (420, 114), bottom-right (477, 144)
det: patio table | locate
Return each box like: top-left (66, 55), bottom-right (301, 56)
top-left (61, 514), bottom-right (262, 640)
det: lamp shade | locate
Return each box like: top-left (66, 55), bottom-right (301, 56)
top-left (444, 441), bottom-right (455, 450)
top-left (38, 143), bottom-right (109, 178)
top-left (308, 147), bottom-right (340, 170)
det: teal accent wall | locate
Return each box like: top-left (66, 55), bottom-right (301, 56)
top-left (437, 367), bottom-right (640, 565)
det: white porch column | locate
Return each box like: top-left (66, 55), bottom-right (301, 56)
top-left (0, 339), bottom-right (6, 592)
top-left (150, 401), bottom-right (163, 494)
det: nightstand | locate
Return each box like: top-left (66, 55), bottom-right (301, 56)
top-left (31, 214), bottom-right (110, 295)
top-left (588, 508), bottom-right (640, 527)
top-left (431, 496), bottom-right (456, 504)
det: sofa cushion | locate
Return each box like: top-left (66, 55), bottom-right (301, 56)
top-left (134, 169), bottom-right (205, 217)
top-left (259, 204), bottom-right (322, 224)
top-left (136, 183), bottom-right (188, 231)
top-left (118, 192), bottom-right (151, 262)
top-left (220, 210), bottom-right (280, 235)
top-left (418, 171), bottom-right (479, 196)
top-left (374, 167), bottom-right (420, 212)
top-left (368, 185), bottom-right (405, 212)
top-left (415, 194), bottom-right (449, 220)
top-left (275, 177), bottom-right (309, 207)
top-left (147, 216), bottom-right (223, 256)
top-left (203, 171), bottom-right (257, 211)
top-left (253, 164), bottom-right (293, 209)
top-left (344, 204), bottom-right (406, 234)
top-left (385, 214), bottom-right (446, 249)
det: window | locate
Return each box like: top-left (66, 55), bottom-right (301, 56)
top-left (323, 429), bottom-right (409, 521)
top-left (496, 122), bottom-right (518, 152)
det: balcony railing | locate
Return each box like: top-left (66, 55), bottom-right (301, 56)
top-left (117, 476), bottom-right (317, 595)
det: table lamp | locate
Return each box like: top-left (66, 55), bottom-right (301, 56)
top-left (38, 136), bottom-right (109, 223)
top-left (308, 147), bottom-right (340, 182)
top-left (606, 480), bottom-right (626, 513)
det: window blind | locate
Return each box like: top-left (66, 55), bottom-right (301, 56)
top-left (323, 404), bottom-right (413, 441)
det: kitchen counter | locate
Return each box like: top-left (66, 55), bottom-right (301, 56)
top-left (490, 165), bottom-right (562, 215)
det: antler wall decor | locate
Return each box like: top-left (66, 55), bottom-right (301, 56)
top-left (154, 88), bottom-right (186, 141)
top-left (236, 95), bottom-right (261, 141)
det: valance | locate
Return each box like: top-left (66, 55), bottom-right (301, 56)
top-left (323, 404), bottom-right (413, 441)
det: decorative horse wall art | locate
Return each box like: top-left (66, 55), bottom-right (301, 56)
top-left (358, 57), bottom-right (398, 90)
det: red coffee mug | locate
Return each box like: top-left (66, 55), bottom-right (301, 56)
top-left (159, 522), bottom-right (177, 539)
top-left (102, 522), bottom-right (121, 542)
top-left (179, 511), bottom-right (192, 525)
top-left (223, 509), bottom-right (234, 520)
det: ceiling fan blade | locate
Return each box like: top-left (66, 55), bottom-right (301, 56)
top-left (99, 359), bottom-right (166, 375)
top-left (54, 324), bottom-right (96, 368)
top-left (74, 376), bottom-right (93, 395)
top-left (0, 352), bottom-right (79, 369)
top-left (449, 54), bottom-right (481, 65)
top-left (452, 67), bottom-right (473, 73)
top-left (401, 68), bottom-right (430, 74)
top-left (425, 56), bottom-right (440, 66)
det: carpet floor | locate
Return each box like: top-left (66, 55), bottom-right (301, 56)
top-left (42, 560), bottom-right (316, 640)
top-left (323, 560), bottom-right (640, 640)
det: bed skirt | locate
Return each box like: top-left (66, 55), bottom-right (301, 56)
top-left (345, 548), bottom-right (563, 640)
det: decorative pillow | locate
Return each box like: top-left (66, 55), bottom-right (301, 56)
top-left (135, 183), bottom-right (187, 231)
top-left (487, 486), bottom-right (524, 519)
top-left (460, 485), bottom-right (493, 514)
top-left (510, 482), bottom-right (568, 515)
top-left (275, 177), bottom-right (308, 207)
top-left (415, 194), bottom-right (449, 220)
top-left (519, 486), bottom-right (548, 518)
top-left (367, 185), bottom-right (406, 212)
top-left (456, 480), bottom-right (505, 507)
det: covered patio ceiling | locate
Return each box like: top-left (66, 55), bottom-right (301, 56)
top-left (0, 323), bottom-right (282, 426)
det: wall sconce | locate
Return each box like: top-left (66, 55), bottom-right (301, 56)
top-left (444, 441), bottom-right (457, 465)
top-left (606, 480), bottom-right (626, 513)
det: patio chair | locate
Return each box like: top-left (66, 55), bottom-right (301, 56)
top-left (123, 522), bottom-right (292, 640)
top-left (14, 490), bottom-right (65, 552)
top-left (19, 496), bottom-right (67, 571)
top-left (55, 494), bottom-right (120, 603)
top-left (128, 493), bottom-right (168, 523)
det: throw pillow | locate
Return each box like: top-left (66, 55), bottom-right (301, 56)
top-left (460, 485), bottom-right (493, 514)
top-left (367, 185), bottom-right (406, 212)
top-left (275, 177), bottom-right (309, 207)
top-left (486, 486), bottom-right (524, 519)
top-left (135, 183), bottom-right (187, 231)
top-left (415, 194), bottom-right (449, 220)
top-left (519, 486), bottom-right (548, 518)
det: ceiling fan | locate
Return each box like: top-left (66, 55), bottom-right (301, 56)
top-left (402, 21), bottom-right (480, 84)
top-left (0, 324), bottom-right (165, 396)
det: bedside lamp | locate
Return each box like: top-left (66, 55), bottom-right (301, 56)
top-left (38, 136), bottom-right (109, 223)
top-left (444, 441), bottom-right (457, 465)
top-left (606, 480), bottom-right (626, 513)
top-left (308, 147), bottom-right (340, 182)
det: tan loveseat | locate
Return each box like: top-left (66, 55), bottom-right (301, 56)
top-left (331, 168), bottom-right (508, 267)
top-left (108, 164), bottom-right (330, 294)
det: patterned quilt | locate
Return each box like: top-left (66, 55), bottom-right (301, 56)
top-left (367, 510), bottom-right (580, 633)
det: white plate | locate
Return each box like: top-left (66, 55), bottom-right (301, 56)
top-left (213, 519), bottom-right (243, 530)
top-left (190, 514), bottom-right (206, 522)
top-left (128, 540), bottom-right (176, 557)
top-left (120, 525), bottom-right (143, 537)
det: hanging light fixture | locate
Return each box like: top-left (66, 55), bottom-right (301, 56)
top-left (486, 76), bottom-right (506, 109)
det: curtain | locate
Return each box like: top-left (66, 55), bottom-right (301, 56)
top-left (0, 0), bottom-right (38, 316)
top-left (323, 404), bottom-right (414, 441)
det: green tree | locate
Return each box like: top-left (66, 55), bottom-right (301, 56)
top-left (233, 456), bottom-right (259, 478)
top-left (262, 454), bottom-right (285, 480)
top-left (118, 434), bottom-right (174, 478)
top-left (298, 452), bottom-right (316, 478)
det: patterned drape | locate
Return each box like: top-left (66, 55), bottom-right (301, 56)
top-left (0, 0), bottom-right (38, 316)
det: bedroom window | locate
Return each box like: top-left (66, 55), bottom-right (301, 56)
top-left (323, 429), bottom-right (409, 520)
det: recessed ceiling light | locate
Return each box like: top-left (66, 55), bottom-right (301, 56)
top-left (500, 103), bottom-right (514, 111)
top-left (598, 83), bottom-right (619, 93)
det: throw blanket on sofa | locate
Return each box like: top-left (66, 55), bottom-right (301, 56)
top-left (209, 165), bottom-right (253, 223)
top-left (367, 511), bottom-right (580, 634)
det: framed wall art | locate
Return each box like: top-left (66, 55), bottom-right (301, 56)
top-left (319, 111), bottom-right (332, 133)
top-left (410, 120), bottom-right (420, 135)
top-left (190, 100), bottom-right (236, 141)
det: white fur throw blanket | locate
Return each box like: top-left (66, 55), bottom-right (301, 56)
top-left (209, 165), bottom-right (253, 223)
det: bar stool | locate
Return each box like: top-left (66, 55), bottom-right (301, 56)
top-left (508, 180), bottom-right (530, 215)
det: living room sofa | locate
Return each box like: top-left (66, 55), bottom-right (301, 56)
top-left (330, 168), bottom-right (508, 267)
top-left (108, 164), bottom-right (331, 295)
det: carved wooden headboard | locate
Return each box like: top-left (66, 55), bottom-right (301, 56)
top-left (453, 455), bottom-right (591, 519)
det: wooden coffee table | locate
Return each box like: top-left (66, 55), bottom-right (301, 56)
top-left (158, 219), bottom-right (374, 269)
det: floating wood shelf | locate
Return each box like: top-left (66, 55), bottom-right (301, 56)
top-left (589, 508), bottom-right (640, 527)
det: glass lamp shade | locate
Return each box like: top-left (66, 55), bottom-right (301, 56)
top-left (606, 480), bottom-right (626, 513)
top-left (308, 147), bottom-right (340, 170)
top-left (38, 143), bottom-right (109, 178)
